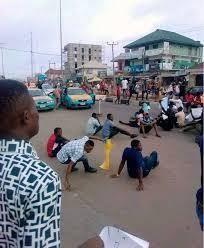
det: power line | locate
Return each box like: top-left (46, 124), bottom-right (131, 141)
top-left (0, 46), bottom-right (61, 56)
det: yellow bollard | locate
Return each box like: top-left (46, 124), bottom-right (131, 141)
top-left (100, 139), bottom-right (113, 170)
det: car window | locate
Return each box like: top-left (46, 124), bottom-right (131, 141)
top-left (67, 88), bottom-right (86, 95)
top-left (42, 84), bottom-right (53, 90)
top-left (29, 89), bottom-right (45, 97)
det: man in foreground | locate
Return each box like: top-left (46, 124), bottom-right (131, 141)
top-left (0, 80), bottom-right (61, 247)
top-left (0, 79), bottom-right (104, 247)
top-left (111, 140), bottom-right (159, 191)
top-left (85, 113), bottom-right (102, 136)
top-left (57, 136), bottom-right (98, 190)
top-left (47, 127), bottom-right (69, 157)
top-left (102, 114), bottom-right (137, 140)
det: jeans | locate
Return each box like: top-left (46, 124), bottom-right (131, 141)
top-left (64, 155), bottom-right (90, 171)
top-left (142, 151), bottom-right (158, 177)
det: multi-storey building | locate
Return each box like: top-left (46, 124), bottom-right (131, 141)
top-left (64, 43), bottom-right (102, 79)
top-left (115, 29), bottom-right (203, 82)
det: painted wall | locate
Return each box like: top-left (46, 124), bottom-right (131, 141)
top-left (169, 44), bottom-right (201, 57)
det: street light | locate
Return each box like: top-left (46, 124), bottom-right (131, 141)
top-left (59, 0), bottom-right (63, 79)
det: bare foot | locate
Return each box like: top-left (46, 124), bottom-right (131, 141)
top-left (143, 135), bottom-right (147, 138)
top-left (156, 134), bottom-right (161, 138)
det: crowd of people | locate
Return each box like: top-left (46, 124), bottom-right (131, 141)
top-left (0, 78), bottom-right (203, 248)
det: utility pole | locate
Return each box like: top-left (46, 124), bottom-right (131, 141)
top-left (59, 0), bottom-right (63, 79)
top-left (30, 32), bottom-right (33, 77)
top-left (107, 42), bottom-right (118, 86)
top-left (0, 47), bottom-right (5, 77)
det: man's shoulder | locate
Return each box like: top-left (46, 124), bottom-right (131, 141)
top-left (28, 158), bottom-right (59, 181)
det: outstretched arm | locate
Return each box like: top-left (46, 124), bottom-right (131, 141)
top-left (111, 159), bottom-right (125, 178)
top-left (137, 167), bottom-right (144, 191)
top-left (89, 136), bottom-right (104, 142)
top-left (64, 161), bottom-right (74, 191)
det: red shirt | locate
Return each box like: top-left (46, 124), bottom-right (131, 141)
top-left (184, 94), bottom-right (194, 103)
top-left (116, 86), bottom-right (121, 96)
top-left (47, 134), bottom-right (56, 157)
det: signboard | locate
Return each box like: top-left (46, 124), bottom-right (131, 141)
top-left (37, 74), bottom-right (47, 81)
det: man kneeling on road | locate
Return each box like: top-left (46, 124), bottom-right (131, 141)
top-left (57, 136), bottom-right (98, 190)
top-left (111, 139), bottom-right (159, 191)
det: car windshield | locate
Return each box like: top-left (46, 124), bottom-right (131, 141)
top-left (42, 84), bottom-right (53, 90)
top-left (67, 88), bottom-right (86, 95)
top-left (29, 89), bottom-right (45, 97)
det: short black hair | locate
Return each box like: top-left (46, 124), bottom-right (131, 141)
top-left (85, 140), bottom-right (94, 147)
top-left (0, 80), bottom-right (30, 129)
top-left (54, 127), bottom-right (62, 135)
top-left (139, 109), bottom-right (144, 114)
top-left (178, 107), bottom-right (183, 112)
top-left (107, 113), bottom-right (112, 119)
top-left (131, 139), bottom-right (140, 148)
top-left (92, 113), bottom-right (97, 118)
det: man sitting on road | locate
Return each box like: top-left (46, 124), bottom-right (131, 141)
top-left (57, 136), bottom-right (98, 190)
top-left (140, 112), bottom-right (161, 138)
top-left (111, 139), bottom-right (159, 191)
top-left (86, 113), bottom-right (102, 136)
top-left (102, 113), bottom-right (137, 140)
top-left (47, 127), bottom-right (69, 157)
top-left (119, 110), bottom-right (161, 138)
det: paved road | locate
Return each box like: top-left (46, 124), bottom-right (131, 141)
top-left (32, 101), bottom-right (202, 248)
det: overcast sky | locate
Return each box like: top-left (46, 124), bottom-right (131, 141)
top-left (0, 0), bottom-right (204, 79)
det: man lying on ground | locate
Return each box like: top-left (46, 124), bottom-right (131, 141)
top-left (102, 113), bottom-right (137, 140)
top-left (86, 113), bottom-right (103, 136)
top-left (47, 127), bottom-right (69, 157)
top-left (57, 136), bottom-right (102, 191)
top-left (111, 139), bottom-right (159, 191)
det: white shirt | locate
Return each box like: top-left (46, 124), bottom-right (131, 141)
top-left (57, 136), bottom-right (89, 163)
top-left (121, 79), bottom-right (128, 90)
top-left (175, 111), bottom-right (185, 127)
top-left (86, 117), bottom-right (100, 135)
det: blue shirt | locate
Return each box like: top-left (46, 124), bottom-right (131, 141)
top-left (122, 147), bottom-right (144, 178)
top-left (102, 119), bottom-right (115, 139)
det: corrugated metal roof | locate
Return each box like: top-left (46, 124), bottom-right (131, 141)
top-left (124, 29), bottom-right (203, 49)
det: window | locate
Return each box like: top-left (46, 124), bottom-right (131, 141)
top-left (74, 47), bottom-right (77, 51)
top-left (153, 44), bottom-right (158, 49)
top-left (89, 48), bottom-right (91, 54)
top-left (75, 62), bottom-right (77, 68)
top-left (82, 62), bottom-right (84, 65)
top-left (82, 55), bottom-right (84, 60)
top-left (82, 48), bottom-right (84, 53)
top-left (99, 57), bottom-right (101, 60)
top-left (188, 47), bottom-right (192, 56)
top-left (125, 60), bottom-right (130, 66)
top-left (75, 54), bottom-right (77, 58)
top-left (89, 55), bottom-right (91, 61)
top-left (94, 57), bottom-right (97, 59)
top-left (94, 49), bottom-right (97, 52)
top-left (145, 45), bottom-right (149, 50)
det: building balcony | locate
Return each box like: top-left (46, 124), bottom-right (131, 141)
top-left (145, 48), bottom-right (164, 56)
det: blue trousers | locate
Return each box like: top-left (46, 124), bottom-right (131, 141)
top-left (143, 151), bottom-right (158, 177)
